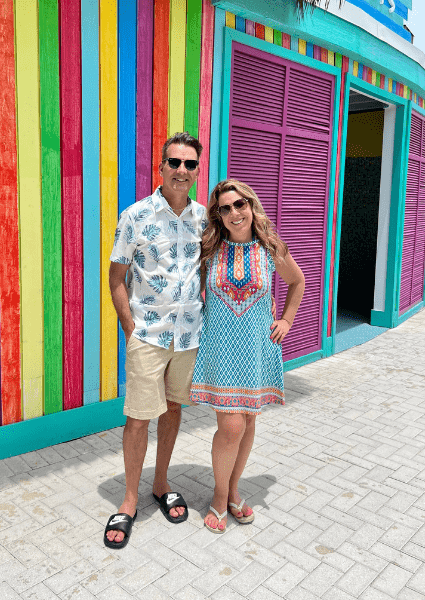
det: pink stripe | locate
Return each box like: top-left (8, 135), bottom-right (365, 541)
top-left (197, 0), bottom-right (214, 207)
top-left (137, 1), bottom-right (153, 199)
top-left (245, 20), bottom-right (255, 36)
top-left (313, 45), bottom-right (321, 61)
top-left (60, 0), bottom-right (83, 409)
top-left (282, 33), bottom-right (291, 49)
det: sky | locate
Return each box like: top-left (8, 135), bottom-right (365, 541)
top-left (408, 1), bottom-right (425, 55)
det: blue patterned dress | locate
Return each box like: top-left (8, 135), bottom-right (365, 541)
top-left (189, 238), bottom-right (285, 414)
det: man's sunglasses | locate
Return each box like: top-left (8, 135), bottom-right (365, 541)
top-left (217, 198), bottom-right (249, 217)
top-left (162, 157), bottom-right (199, 171)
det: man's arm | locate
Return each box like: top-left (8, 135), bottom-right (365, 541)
top-left (109, 262), bottom-right (135, 344)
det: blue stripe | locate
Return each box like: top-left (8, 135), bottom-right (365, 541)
top-left (358, 63), bottom-right (363, 79)
top-left (235, 15), bottom-right (245, 32)
top-left (306, 41), bottom-right (313, 58)
top-left (81, 0), bottom-right (100, 405)
top-left (118, 0), bottom-right (137, 397)
top-left (346, 0), bottom-right (410, 40)
top-left (382, 0), bottom-right (408, 20)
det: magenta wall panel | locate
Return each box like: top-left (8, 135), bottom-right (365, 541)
top-left (400, 111), bottom-right (425, 314)
top-left (228, 42), bottom-right (335, 361)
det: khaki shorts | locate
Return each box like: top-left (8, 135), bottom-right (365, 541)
top-left (124, 335), bottom-right (198, 420)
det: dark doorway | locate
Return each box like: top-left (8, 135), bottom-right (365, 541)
top-left (337, 91), bottom-right (386, 324)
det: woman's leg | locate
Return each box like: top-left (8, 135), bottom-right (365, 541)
top-left (228, 414), bottom-right (256, 518)
top-left (205, 412), bottom-right (246, 531)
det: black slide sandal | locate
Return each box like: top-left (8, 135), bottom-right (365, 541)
top-left (153, 492), bottom-right (188, 524)
top-left (103, 511), bottom-right (137, 549)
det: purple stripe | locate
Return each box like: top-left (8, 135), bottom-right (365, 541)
top-left (136, 0), bottom-right (154, 199)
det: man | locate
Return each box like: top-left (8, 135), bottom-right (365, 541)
top-left (104, 132), bottom-right (206, 549)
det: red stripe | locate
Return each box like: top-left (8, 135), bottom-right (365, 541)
top-left (197, 0), bottom-right (215, 207)
top-left (152, 0), bottom-right (170, 192)
top-left (0, 0), bottom-right (21, 425)
top-left (320, 48), bottom-right (327, 62)
top-left (60, 0), bottom-right (83, 410)
top-left (380, 74), bottom-right (385, 89)
top-left (282, 33), bottom-right (291, 49)
top-left (367, 67), bottom-right (372, 84)
top-left (255, 23), bottom-right (265, 40)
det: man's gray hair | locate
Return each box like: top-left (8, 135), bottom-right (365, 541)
top-left (162, 132), bottom-right (203, 161)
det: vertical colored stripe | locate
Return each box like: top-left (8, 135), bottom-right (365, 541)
top-left (225, 11), bottom-right (235, 28)
top-left (245, 19), bottom-right (255, 36)
top-left (342, 56), bottom-right (349, 75)
top-left (321, 47), bottom-right (327, 62)
top-left (209, 7), bottom-right (225, 191)
top-left (353, 61), bottom-right (359, 77)
top-left (185, 0), bottom-right (202, 200)
top-left (264, 26), bottom-right (273, 44)
top-left (255, 23), bottom-right (265, 40)
top-left (273, 29), bottom-right (282, 46)
top-left (282, 33), bottom-right (291, 49)
top-left (291, 35), bottom-right (298, 53)
top-left (136, 0), bottom-right (153, 199)
top-left (371, 70), bottom-right (376, 86)
top-left (357, 63), bottom-right (363, 79)
top-left (306, 41), bottom-right (313, 58)
top-left (168, 0), bottom-right (186, 136)
top-left (0, 0), bottom-right (21, 425)
top-left (198, 0), bottom-right (214, 207)
top-left (81, 0), bottom-right (100, 405)
top-left (15, 0), bottom-right (43, 420)
top-left (328, 50), bottom-right (334, 66)
top-left (367, 67), bottom-right (372, 84)
top-left (152, 0), bottom-right (169, 191)
top-left (119, 0), bottom-right (138, 398)
top-left (39, 0), bottom-right (62, 415)
top-left (100, 0), bottom-right (118, 401)
top-left (298, 39), bottom-right (306, 55)
top-left (313, 45), bottom-right (321, 61)
top-left (335, 53), bottom-right (342, 69)
top-left (380, 74), bottom-right (385, 89)
top-left (60, 0), bottom-right (83, 410)
top-left (235, 15), bottom-right (245, 32)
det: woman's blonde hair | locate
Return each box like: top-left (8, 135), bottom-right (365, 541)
top-left (201, 179), bottom-right (288, 271)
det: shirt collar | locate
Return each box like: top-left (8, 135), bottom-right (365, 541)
top-left (154, 186), bottom-right (193, 215)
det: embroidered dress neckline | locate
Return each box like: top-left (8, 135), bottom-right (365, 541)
top-left (224, 238), bottom-right (257, 247)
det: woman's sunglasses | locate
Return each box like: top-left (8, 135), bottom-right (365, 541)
top-left (162, 157), bottom-right (199, 171)
top-left (217, 198), bottom-right (249, 217)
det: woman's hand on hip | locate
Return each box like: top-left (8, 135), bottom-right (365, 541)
top-left (270, 319), bottom-right (290, 344)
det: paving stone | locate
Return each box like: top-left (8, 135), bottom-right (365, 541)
top-left (8, 558), bottom-right (62, 594)
top-left (370, 542), bottom-right (422, 573)
top-left (44, 560), bottom-right (95, 595)
top-left (264, 562), bottom-right (307, 596)
top-left (336, 563), bottom-right (379, 597)
top-left (372, 563), bottom-right (413, 597)
top-left (59, 584), bottom-right (97, 600)
top-left (406, 564), bottom-right (425, 594)
top-left (227, 561), bottom-right (274, 596)
top-left (20, 582), bottom-right (60, 600)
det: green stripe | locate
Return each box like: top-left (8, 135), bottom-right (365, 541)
top-left (273, 29), bottom-right (282, 46)
top-left (335, 52), bottom-right (342, 69)
top-left (38, 0), bottom-right (63, 415)
top-left (184, 0), bottom-right (202, 200)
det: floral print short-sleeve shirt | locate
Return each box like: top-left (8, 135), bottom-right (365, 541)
top-left (110, 187), bottom-right (207, 351)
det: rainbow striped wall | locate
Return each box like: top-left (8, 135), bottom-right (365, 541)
top-left (0, 0), bottom-right (214, 428)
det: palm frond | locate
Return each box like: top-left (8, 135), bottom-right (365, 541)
top-left (296, 0), bottom-right (345, 16)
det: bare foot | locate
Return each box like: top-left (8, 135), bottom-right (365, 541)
top-left (106, 498), bottom-right (137, 544)
top-left (153, 483), bottom-right (186, 518)
top-left (228, 491), bottom-right (253, 519)
top-left (205, 492), bottom-right (227, 532)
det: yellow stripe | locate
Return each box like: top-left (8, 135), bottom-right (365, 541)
top-left (264, 26), bottom-right (273, 43)
top-left (388, 78), bottom-right (393, 93)
top-left (353, 61), bottom-right (359, 77)
top-left (371, 70), bottom-right (376, 86)
top-left (168, 0), bottom-right (186, 136)
top-left (100, 0), bottom-right (118, 400)
top-left (225, 11), bottom-right (235, 29)
top-left (15, 0), bottom-right (43, 419)
top-left (327, 50), bottom-right (334, 65)
top-left (404, 86), bottom-right (408, 99)
top-left (298, 39), bottom-right (306, 55)
top-left (414, 93), bottom-right (417, 104)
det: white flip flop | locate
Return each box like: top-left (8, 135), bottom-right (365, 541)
top-left (205, 505), bottom-right (227, 534)
top-left (228, 499), bottom-right (255, 524)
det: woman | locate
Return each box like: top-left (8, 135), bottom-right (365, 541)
top-left (189, 179), bottom-right (305, 533)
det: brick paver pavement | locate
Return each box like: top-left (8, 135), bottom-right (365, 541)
top-left (0, 308), bottom-right (424, 599)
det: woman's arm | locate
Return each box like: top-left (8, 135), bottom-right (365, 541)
top-left (270, 247), bottom-right (305, 344)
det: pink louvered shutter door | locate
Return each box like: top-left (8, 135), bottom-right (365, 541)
top-left (400, 111), bottom-right (425, 314)
top-left (228, 42), bottom-right (334, 361)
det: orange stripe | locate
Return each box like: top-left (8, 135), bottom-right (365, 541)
top-left (255, 23), bottom-right (265, 40)
top-left (152, 0), bottom-right (170, 191)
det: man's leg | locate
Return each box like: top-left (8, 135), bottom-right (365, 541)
top-left (152, 400), bottom-right (186, 517)
top-left (106, 416), bottom-right (149, 543)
